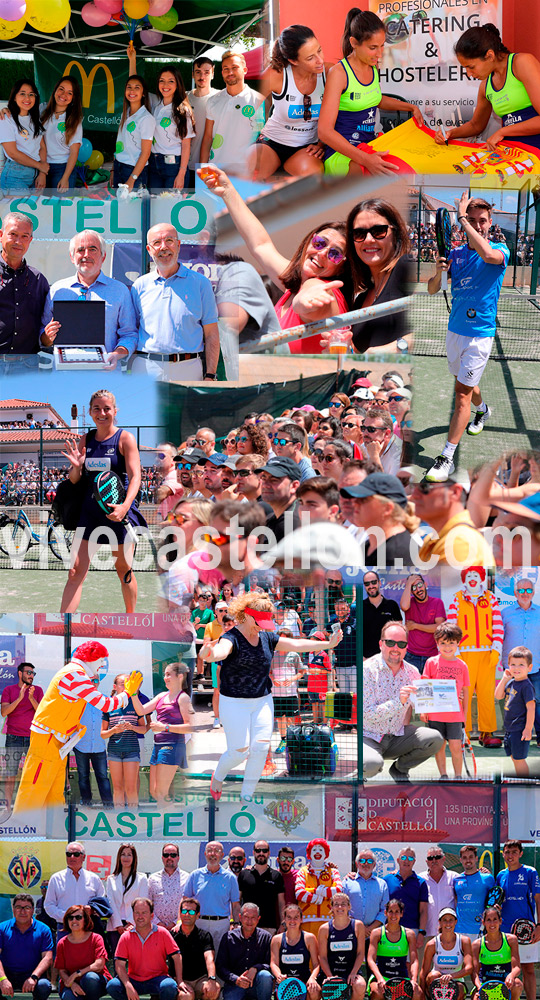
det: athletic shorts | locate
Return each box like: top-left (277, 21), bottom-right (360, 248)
top-left (430, 720), bottom-right (463, 741)
top-left (273, 695), bottom-right (299, 717)
top-left (518, 939), bottom-right (540, 963)
top-left (255, 135), bottom-right (314, 165)
top-left (446, 330), bottom-right (494, 387)
top-left (504, 730), bottom-right (530, 760)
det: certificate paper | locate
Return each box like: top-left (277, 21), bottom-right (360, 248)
top-left (410, 679), bottom-right (460, 713)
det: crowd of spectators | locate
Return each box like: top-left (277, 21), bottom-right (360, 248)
top-left (0, 418), bottom-right (59, 429)
top-left (0, 461), bottom-right (162, 506)
top-left (407, 222), bottom-right (507, 262)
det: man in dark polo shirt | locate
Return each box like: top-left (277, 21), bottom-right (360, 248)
top-left (383, 846), bottom-right (429, 948)
top-left (171, 897), bottom-right (220, 1000)
top-left (238, 842), bottom-right (285, 934)
top-left (0, 213), bottom-right (50, 358)
top-left (0, 893), bottom-right (53, 1000)
top-left (260, 458), bottom-right (300, 544)
top-left (363, 572), bottom-right (402, 659)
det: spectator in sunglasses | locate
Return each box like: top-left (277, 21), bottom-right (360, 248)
top-left (315, 416), bottom-right (340, 439)
top-left (272, 422), bottom-right (316, 482)
top-left (236, 423), bottom-right (270, 459)
top-left (317, 440), bottom-right (353, 482)
top-left (363, 621), bottom-right (444, 785)
top-left (45, 845), bottom-right (103, 932)
top-left (501, 578), bottom-right (540, 742)
top-left (222, 429), bottom-right (240, 460)
top-left (328, 393), bottom-right (351, 418)
top-left (362, 409), bottom-right (402, 476)
top-left (412, 473), bottom-right (494, 568)
top-left (340, 413), bottom-right (365, 456)
top-left (388, 389), bottom-right (412, 439)
top-left (235, 455), bottom-right (272, 509)
top-left (194, 428), bottom-right (216, 458)
top-left (342, 850), bottom-right (389, 935)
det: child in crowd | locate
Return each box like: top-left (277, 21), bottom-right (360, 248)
top-left (307, 630), bottom-right (333, 724)
top-left (495, 645), bottom-right (535, 776)
top-left (421, 621), bottom-right (470, 780)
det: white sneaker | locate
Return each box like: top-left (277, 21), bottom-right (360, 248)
top-left (212, 718), bottom-right (221, 729)
top-left (467, 405), bottom-right (491, 436)
top-left (425, 455), bottom-right (455, 482)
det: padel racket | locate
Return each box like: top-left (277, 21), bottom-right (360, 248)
top-left (276, 979), bottom-right (308, 1000)
top-left (431, 981), bottom-right (460, 1000)
top-left (435, 207), bottom-right (452, 310)
top-left (478, 981), bottom-right (510, 1000)
top-left (93, 469), bottom-right (139, 580)
top-left (485, 886), bottom-right (505, 909)
top-left (383, 979), bottom-right (414, 1000)
top-left (462, 728), bottom-right (477, 778)
top-left (321, 979), bottom-right (352, 1000)
top-left (511, 918), bottom-right (535, 944)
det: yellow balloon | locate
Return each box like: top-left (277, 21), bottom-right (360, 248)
top-left (26, 0), bottom-right (71, 32)
top-left (123, 0), bottom-right (149, 17)
top-left (86, 150), bottom-right (104, 169)
top-left (0, 13), bottom-right (25, 37)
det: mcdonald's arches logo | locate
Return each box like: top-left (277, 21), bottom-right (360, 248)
top-left (64, 60), bottom-right (115, 112)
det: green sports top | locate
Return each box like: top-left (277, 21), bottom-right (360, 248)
top-left (485, 53), bottom-right (540, 149)
top-left (324, 58), bottom-right (382, 160)
top-left (376, 926), bottom-right (409, 980)
top-left (478, 932), bottom-right (512, 983)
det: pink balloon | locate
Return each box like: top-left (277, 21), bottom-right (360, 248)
top-left (81, 0), bottom-right (110, 24)
top-left (148, 0), bottom-right (172, 15)
top-left (0, 0), bottom-right (25, 21)
top-left (94, 0), bottom-right (122, 12)
top-left (140, 28), bottom-right (162, 45)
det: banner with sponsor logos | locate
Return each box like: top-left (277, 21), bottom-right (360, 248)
top-left (0, 635), bottom-right (26, 696)
top-left (35, 52), bottom-right (125, 133)
top-left (325, 784), bottom-right (507, 843)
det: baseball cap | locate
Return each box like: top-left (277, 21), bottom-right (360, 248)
top-left (351, 377), bottom-right (373, 388)
top-left (439, 908), bottom-right (457, 919)
top-left (352, 387), bottom-right (374, 401)
top-left (300, 404), bottom-right (317, 412)
top-left (175, 447), bottom-right (207, 464)
top-left (215, 601), bottom-right (228, 610)
top-left (340, 472), bottom-right (408, 508)
top-left (260, 457), bottom-right (300, 479)
top-left (205, 453), bottom-right (227, 467)
top-left (388, 388), bottom-right (412, 401)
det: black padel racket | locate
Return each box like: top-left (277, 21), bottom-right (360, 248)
top-left (478, 981), bottom-right (510, 1000)
top-left (383, 979), bottom-right (414, 1000)
top-left (276, 979), bottom-right (308, 1000)
top-left (93, 469), bottom-right (126, 513)
top-left (435, 207), bottom-right (452, 291)
top-left (321, 979), bottom-right (352, 1000)
top-left (431, 981), bottom-right (460, 1000)
top-left (485, 886), bottom-right (505, 909)
top-left (511, 918), bottom-right (535, 944)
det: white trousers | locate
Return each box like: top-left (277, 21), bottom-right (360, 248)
top-left (214, 693), bottom-right (274, 797)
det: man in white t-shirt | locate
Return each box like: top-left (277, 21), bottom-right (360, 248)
top-left (187, 56), bottom-right (219, 182)
top-left (200, 51), bottom-right (263, 177)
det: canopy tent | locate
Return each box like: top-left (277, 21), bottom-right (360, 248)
top-left (0, 0), bottom-right (263, 60)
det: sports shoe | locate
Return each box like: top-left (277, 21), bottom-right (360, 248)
top-left (467, 405), bottom-right (491, 436)
top-left (425, 455), bottom-right (455, 482)
top-left (212, 718), bottom-right (221, 729)
top-left (275, 738), bottom-right (286, 754)
top-left (262, 759), bottom-right (277, 776)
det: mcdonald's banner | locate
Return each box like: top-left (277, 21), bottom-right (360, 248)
top-left (35, 51), bottom-right (125, 133)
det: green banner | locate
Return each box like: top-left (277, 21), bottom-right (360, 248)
top-left (34, 51), bottom-right (126, 133)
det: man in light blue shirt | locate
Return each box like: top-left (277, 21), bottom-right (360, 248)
top-left (342, 848), bottom-right (388, 941)
top-left (183, 841), bottom-right (241, 953)
top-left (501, 578), bottom-right (540, 740)
top-left (74, 702), bottom-right (113, 808)
top-left (41, 229), bottom-right (138, 368)
top-left (130, 223), bottom-right (220, 381)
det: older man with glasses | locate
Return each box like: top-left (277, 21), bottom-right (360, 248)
top-left (501, 579), bottom-right (540, 743)
top-left (148, 845), bottom-right (190, 932)
top-left (412, 472), bottom-right (494, 568)
top-left (419, 847), bottom-right (457, 937)
top-left (363, 621), bottom-right (443, 783)
top-left (384, 847), bottom-right (429, 947)
top-left (342, 850), bottom-right (389, 940)
top-left (362, 409), bottom-right (401, 476)
top-left (44, 843), bottom-right (103, 936)
top-left (0, 894), bottom-right (53, 1000)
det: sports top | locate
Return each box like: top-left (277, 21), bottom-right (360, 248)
top-left (486, 54), bottom-right (540, 149)
top-left (153, 691), bottom-right (185, 747)
top-left (432, 933), bottom-right (464, 974)
top-left (448, 241), bottom-right (510, 338)
top-left (375, 926), bottom-right (409, 980)
top-left (261, 64), bottom-right (326, 146)
top-left (327, 919), bottom-right (358, 979)
top-left (478, 933), bottom-right (512, 983)
top-left (324, 58), bottom-right (382, 160)
top-left (279, 930), bottom-right (312, 981)
top-left (79, 427), bottom-right (147, 543)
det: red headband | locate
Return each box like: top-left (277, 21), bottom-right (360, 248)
top-left (245, 607), bottom-right (274, 623)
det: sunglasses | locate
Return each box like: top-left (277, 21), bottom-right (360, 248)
top-left (310, 234), bottom-right (345, 264)
top-left (175, 461), bottom-right (194, 470)
top-left (318, 454), bottom-right (338, 464)
top-left (255, 848), bottom-right (270, 853)
top-left (427, 855), bottom-right (444, 861)
top-left (236, 435), bottom-right (249, 443)
top-left (414, 481), bottom-right (448, 494)
top-left (382, 639), bottom-right (407, 648)
top-left (180, 908), bottom-right (197, 915)
top-left (312, 449), bottom-right (324, 458)
top-left (371, 400), bottom-right (388, 407)
top-left (358, 858), bottom-right (375, 865)
top-left (399, 855), bottom-right (415, 862)
top-left (165, 511), bottom-right (190, 525)
top-left (353, 224), bottom-right (394, 242)
top-left (194, 439), bottom-right (209, 447)
top-left (329, 401), bottom-right (342, 408)
top-left (68, 914), bottom-right (84, 921)
top-left (273, 437), bottom-right (292, 447)
top-left (201, 531), bottom-right (239, 546)
top-left (517, 587), bottom-right (534, 594)
top-left (66, 851), bottom-right (83, 858)
top-left (236, 469), bottom-right (255, 478)
top-left (363, 425), bottom-right (384, 434)
top-left (388, 395), bottom-right (406, 402)
top-left (341, 421), bottom-right (358, 429)
top-left (162, 852), bottom-right (179, 858)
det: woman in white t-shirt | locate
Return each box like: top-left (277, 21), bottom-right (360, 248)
top-left (113, 74), bottom-right (155, 190)
top-left (0, 78), bottom-right (48, 190)
top-left (128, 48), bottom-right (194, 189)
top-left (40, 75), bottom-right (83, 190)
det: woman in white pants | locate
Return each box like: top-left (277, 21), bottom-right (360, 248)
top-left (201, 591), bottom-right (342, 801)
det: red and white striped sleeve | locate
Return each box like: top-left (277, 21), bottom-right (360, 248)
top-left (295, 866), bottom-right (313, 904)
top-left (491, 594), bottom-right (504, 646)
top-left (58, 669), bottom-right (127, 712)
top-left (325, 865), bottom-right (343, 898)
top-left (447, 595), bottom-right (459, 623)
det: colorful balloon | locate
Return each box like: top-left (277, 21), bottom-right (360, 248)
top-left (25, 0), bottom-right (71, 32)
top-left (94, 0), bottom-right (122, 11)
top-left (79, 137), bottom-right (93, 163)
top-left (86, 150), bottom-right (104, 170)
top-left (81, 1), bottom-right (110, 25)
top-left (123, 0), bottom-right (148, 17)
top-left (147, 0), bottom-right (173, 14)
top-left (140, 27), bottom-right (162, 45)
top-left (0, 0), bottom-right (26, 22)
top-left (148, 6), bottom-right (177, 30)
top-left (0, 11), bottom-right (24, 35)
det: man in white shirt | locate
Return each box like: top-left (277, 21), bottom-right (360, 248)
top-left (200, 51), bottom-right (263, 177)
top-left (148, 844), bottom-right (190, 931)
top-left (187, 57), bottom-right (219, 183)
top-left (419, 847), bottom-right (457, 936)
top-left (44, 842), bottom-right (103, 932)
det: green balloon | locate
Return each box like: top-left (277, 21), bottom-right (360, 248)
top-left (149, 7), bottom-right (178, 30)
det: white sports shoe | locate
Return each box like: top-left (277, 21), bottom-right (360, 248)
top-left (467, 406), bottom-right (492, 436)
top-left (425, 455), bottom-right (456, 482)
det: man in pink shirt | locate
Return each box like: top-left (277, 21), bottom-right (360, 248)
top-left (109, 897), bottom-right (188, 1000)
top-left (1, 661), bottom-right (43, 812)
top-left (155, 443), bottom-right (184, 520)
top-left (400, 574), bottom-right (446, 673)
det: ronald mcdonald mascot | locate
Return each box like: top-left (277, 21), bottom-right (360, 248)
top-left (295, 839), bottom-right (343, 934)
top-left (13, 640), bottom-right (142, 814)
top-left (447, 566), bottom-right (504, 747)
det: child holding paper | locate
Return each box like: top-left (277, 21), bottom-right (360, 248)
top-left (420, 621), bottom-right (470, 779)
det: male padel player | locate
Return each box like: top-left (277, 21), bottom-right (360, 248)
top-left (425, 193), bottom-right (510, 482)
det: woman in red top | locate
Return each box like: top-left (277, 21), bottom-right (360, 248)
top-left (55, 905), bottom-right (110, 1000)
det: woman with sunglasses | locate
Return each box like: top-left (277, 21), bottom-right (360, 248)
top-left (101, 675), bottom-right (151, 809)
top-left (198, 166), bottom-right (354, 352)
top-left (55, 905), bottom-right (110, 1000)
top-left (252, 24), bottom-right (330, 181)
top-left (318, 9), bottom-right (422, 178)
top-left (316, 416), bottom-right (341, 439)
top-left (105, 844), bottom-right (148, 953)
top-left (236, 423), bottom-right (270, 459)
top-left (367, 899), bottom-right (421, 1000)
top-left (159, 499), bottom-right (213, 578)
top-left (328, 393), bottom-right (351, 419)
top-left (129, 662), bottom-right (193, 803)
top-left (201, 591), bottom-right (342, 802)
top-left (313, 440), bottom-right (353, 482)
top-left (223, 429), bottom-right (240, 460)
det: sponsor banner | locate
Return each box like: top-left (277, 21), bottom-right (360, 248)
top-left (0, 635), bottom-right (26, 694)
top-left (35, 611), bottom-right (193, 643)
top-left (0, 840), bottom-right (66, 896)
top-left (35, 52), bottom-right (126, 133)
top-left (508, 786), bottom-right (540, 840)
top-left (368, 0), bottom-right (502, 129)
top-left (326, 784), bottom-right (507, 843)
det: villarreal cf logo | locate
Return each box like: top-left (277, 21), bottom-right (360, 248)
top-left (8, 853), bottom-right (42, 889)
